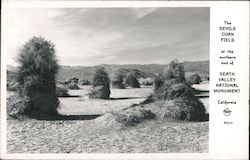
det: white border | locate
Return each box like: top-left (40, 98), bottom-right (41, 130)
top-left (1, 1), bottom-right (249, 159)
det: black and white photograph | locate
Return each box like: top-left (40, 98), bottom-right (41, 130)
top-left (4, 7), bottom-right (210, 153)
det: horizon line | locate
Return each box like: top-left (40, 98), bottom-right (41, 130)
top-left (7, 59), bottom-right (210, 68)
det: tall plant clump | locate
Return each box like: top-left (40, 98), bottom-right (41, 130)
top-left (8, 36), bottom-right (59, 119)
top-left (153, 59), bottom-right (208, 121)
top-left (89, 67), bottom-right (110, 99)
top-left (125, 72), bottom-right (140, 88)
top-left (154, 59), bottom-right (186, 97)
top-left (154, 76), bottom-right (164, 91)
top-left (112, 72), bottom-right (125, 89)
top-left (163, 59), bottom-right (186, 83)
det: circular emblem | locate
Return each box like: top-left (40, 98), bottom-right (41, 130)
top-left (223, 108), bottom-right (232, 116)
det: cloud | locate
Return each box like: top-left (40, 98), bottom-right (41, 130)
top-left (130, 8), bottom-right (157, 19)
top-left (5, 7), bottom-right (209, 66)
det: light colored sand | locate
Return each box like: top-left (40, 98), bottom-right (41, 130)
top-left (7, 82), bottom-right (209, 153)
top-left (192, 81), bottom-right (209, 113)
top-left (7, 119), bottom-right (208, 153)
top-left (58, 86), bottom-right (153, 115)
top-left (192, 81), bottom-right (209, 91)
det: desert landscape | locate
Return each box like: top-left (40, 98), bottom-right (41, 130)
top-left (7, 62), bottom-right (209, 153)
top-left (5, 7), bottom-right (210, 153)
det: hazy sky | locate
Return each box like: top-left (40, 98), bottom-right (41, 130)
top-left (6, 8), bottom-right (209, 66)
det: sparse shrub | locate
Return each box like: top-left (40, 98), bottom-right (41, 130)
top-left (89, 67), bottom-right (110, 99)
top-left (150, 94), bottom-right (208, 121)
top-left (155, 82), bottom-right (194, 100)
top-left (67, 77), bottom-right (79, 84)
top-left (7, 94), bottom-right (30, 119)
top-left (112, 73), bottom-right (125, 89)
top-left (7, 81), bottom-right (18, 91)
top-left (173, 97), bottom-right (208, 121)
top-left (79, 79), bottom-right (91, 85)
top-left (125, 72), bottom-right (140, 88)
top-left (154, 76), bottom-right (164, 91)
top-left (89, 86), bottom-right (106, 99)
top-left (162, 59), bottom-right (186, 83)
top-left (140, 78), bottom-right (153, 86)
top-left (56, 86), bottom-right (69, 97)
top-left (188, 74), bottom-right (202, 84)
top-left (197, 73), bottom-right (209, 81)
top-left (7, 70), bottom-right (18, 91)
top-left (114, 108), bottom-right (155, 127)
top-left (64, 81), bottom-right (69, 85)
top-left (68, 82), bottom-right (80, 90)
top-left (140, 94), bottom-right (155, 105)
top-left (9, 36), bottom-right (59, 119)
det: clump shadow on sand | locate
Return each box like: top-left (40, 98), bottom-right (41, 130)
top-left (35, 114), bottom-right (102, 121)
top-left (26, 84), bottom-right (209, 123)
top-left (109, 97), bottom-right (145, 100)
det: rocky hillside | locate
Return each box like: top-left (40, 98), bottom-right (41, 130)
top-left (7, 60), bottom-right (209, 82)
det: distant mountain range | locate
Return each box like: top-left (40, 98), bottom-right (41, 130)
top-left (7, 60), bottom-right (209, 82)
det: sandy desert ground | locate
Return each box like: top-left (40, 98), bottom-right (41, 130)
top-left (7, 82), bottom-right (209, 153)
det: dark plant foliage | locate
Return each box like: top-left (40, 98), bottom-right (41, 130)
top-left (155, 81), bottom-right (194, 100)
top-left (115, 109), bottom-right (155, 127)
top-left (79, 79), bottom-right (91, 85)
top-left (158, 97), bottom-right (208, 121)
top-left (7, 94), bottom-right (30, 119)
top-left (112, 73), bottom-right (125, 89)
top-left (7, 70), bottom-right (18, 91)
top-left (173, 97), bottom-right (208, 121)
top-left (8, 36), bottom-right (59, 119)
top-left (68, 82), bottom-right (80, 90)
top-left (162, 59), bottom-right (186, 83)
top-left (154, 76), bottom-right (164, 91)
top-left (56, 86), bottom-right (69, 97)
top-left (89, 67), bottom-right (110, 99)
top-left (67, 77), bottom-right (79, 84)
top-left (7, 81), bottom-right (18, 91)
top-left (92, 67), bottom-right (110, 87)
top-left (151, 59), bottom-right (208, 121)
top-left (125, 72), bottom-right (140, 88)
top-left (187, 74), bottom-right (202, 85)
top-left (153, 82), bottom-right (208, 121)
top-left (154, 59), bottom-right (187, 98)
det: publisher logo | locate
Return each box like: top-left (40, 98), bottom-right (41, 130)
top-left (223, 108), bottom-right (232, 116)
